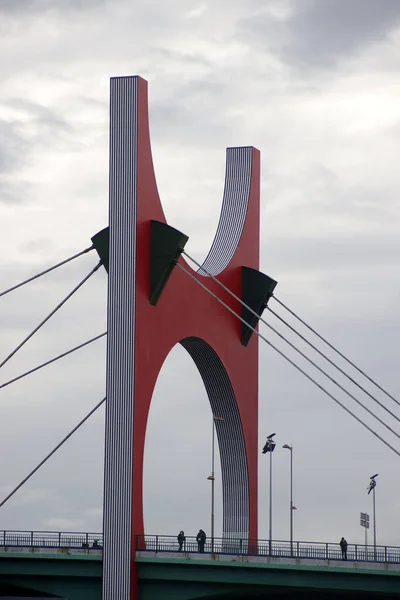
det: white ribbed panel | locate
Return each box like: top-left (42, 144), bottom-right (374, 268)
top-left (102, 76), bottom-right (138, 600)
top-left (199, 147), bottom-right (253, 277)
top-left (180, 337), bottom-right (249, 543)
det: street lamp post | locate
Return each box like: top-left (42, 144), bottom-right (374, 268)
top-left (262, 433), bottom-right (276, 556)
top-left (208, 415), bottom-right (224, 553)
top-left (367, 474), bottom-right (378, 561)
top-left (283, 444), bottom-right (293, 556)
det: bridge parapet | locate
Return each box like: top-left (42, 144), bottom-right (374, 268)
top-left (137, 534), bottom-right (400, 566)
top-left (1, 531), bottom-right (399, 567)
top-left (0, 529), bottom-right (103, 552)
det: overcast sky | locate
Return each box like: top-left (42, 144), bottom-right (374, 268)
top-left (0, 0), bottom-right (400, 550)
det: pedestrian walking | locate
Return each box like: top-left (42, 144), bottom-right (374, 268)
top-left (340, 537), bottom-right (348, 560)
top-left (177, 530), bottom-right (185, 551)
top-left (196, 529), bottom-right (206, 553)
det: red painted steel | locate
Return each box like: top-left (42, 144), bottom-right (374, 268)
top-left (131, 77), bottom-right (260, 598)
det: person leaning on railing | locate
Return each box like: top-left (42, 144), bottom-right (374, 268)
top-left (177, 531), bottom-right (185, 551)
top-left (196, 529), bottom-right (206, 553)
top-left (340, 537), bottom-right (348, 560)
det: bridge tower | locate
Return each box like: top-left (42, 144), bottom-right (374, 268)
top-left (99, 76), bottom-right (272, 600)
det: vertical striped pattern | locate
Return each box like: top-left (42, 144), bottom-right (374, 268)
top-left (199, 147), bottom-right (253, 277)
top-left (102, 77), bottom-right (138, 600)
top-left (180, 338), bottom-right (249, 543)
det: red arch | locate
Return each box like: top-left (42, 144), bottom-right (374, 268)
top-left (133, 77), bottom-right (260, 544)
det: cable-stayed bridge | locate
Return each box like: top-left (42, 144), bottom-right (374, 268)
top-left (0, 75), bottom-right (399, 599)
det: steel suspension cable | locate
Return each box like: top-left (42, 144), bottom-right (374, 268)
top-left (0, 261), bottom-right (102, 371)
top-left (0, 246), bottom-right (94, 299)
top-left (176, 260), bottom-right (400, 458)
top-left (0, 332), bottom-right (106, 391)
top-left (0, 397), bottom-right (106, 509)
top-left (272, 296), bottom-right (400, 409)
top-left (183, 252), bottom-right (400, 435)
top-left (266, 306), bottom-right (400, 423)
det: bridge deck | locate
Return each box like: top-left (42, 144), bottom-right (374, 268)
top-left (0, 546), bottom-right (399, 599)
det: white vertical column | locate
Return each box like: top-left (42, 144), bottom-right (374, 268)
top-left (102, 76), bottom-right (138, 600)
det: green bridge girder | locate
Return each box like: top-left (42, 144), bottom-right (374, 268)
top-left (137, 554), bottom-right (400, 599)
top-left (0, 552), bottom-right (399, 599)
top-left (0, 553), bottom-right (101, 599)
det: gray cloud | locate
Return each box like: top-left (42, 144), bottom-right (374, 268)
top-left (0, 121), bottom-right (28, 174)
top-left (239, 0), bottom-right (400, 70)
top-left (0, 99), bottom-right (78, 205)
top-left (0, 122), bottom-right (31, 204)
top-left (286, 0), bottom-right (400, 67)
top-left (0, 183), bottom-right (27, 205)
top-left (265, 233), bottom-right (400, 277)
top-left (2, 98), bottom-right (75, 150)
top-left (150, 81), bottom-right (230, 147)
top-left (0, 0), bottom-right (108, 15)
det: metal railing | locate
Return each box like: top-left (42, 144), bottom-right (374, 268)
top-left (2, 531), bottom-right (399, 564)
top-left (136, 535), bottom-right (400, 564)
top-left (0, 530), bottom-right (103, 550)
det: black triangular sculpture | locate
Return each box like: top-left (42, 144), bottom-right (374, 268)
top-left (150, 220), bottom-right (189, 306)
top-left (91, 227), bottom-right (110, 273)
top-left (241, 267), bottom-right (277, 346)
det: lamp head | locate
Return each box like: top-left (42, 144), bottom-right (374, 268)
top-left (262, 437), bottom-right (276, 454)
